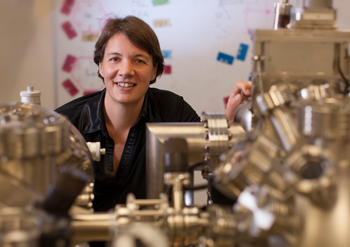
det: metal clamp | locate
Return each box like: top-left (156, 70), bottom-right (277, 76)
top-left (201, 114), bottom-right (230, 161)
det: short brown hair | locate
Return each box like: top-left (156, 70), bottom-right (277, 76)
top-left (94, 16), bottom-right (164, 84)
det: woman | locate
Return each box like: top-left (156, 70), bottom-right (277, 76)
top-left (56, 16), bottom-right (251, 213)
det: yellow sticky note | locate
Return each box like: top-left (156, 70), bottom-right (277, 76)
top-left (153, 19), bottom-right (171, 27)
top-left (82, 33), bottom-right (99, 42)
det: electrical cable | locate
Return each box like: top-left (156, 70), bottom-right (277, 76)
top-left (185, 184), bottom-right (210, 191)
top-left (185, 161), bottom-right (215, 191)
top-left (337, 56), bottom-right (350, 93)
top-left (186, 161), bottom-right (215, 173)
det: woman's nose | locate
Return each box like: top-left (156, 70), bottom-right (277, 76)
top-left (118, 60), bottom-right (134, 77)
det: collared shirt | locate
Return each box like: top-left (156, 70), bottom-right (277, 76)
top-left (55, 87), bottom-right (200, 212)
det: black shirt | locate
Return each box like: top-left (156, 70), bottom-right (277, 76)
top-left (55, 87), bottom-right (200, 212)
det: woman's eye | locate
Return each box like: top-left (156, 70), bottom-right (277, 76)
top-left (136, 59), bottom-right (146, 64)
top-left (110, 57), bottom-right (120, 62)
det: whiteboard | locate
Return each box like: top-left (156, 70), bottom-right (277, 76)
top-left (53, 0), bottom-right (350, 115)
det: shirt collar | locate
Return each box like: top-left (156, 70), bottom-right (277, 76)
top-left (83, 87), bottom-right (162, 134)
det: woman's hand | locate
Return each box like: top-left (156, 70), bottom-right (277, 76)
top-left (225, 81), bottom-right (252, 124)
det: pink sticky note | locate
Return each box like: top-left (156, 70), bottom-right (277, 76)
top-left (62, 79), bottom-right (79, 96)
top-left (164, 65), bottom-right (172, 74)
top-left (62, 21), bottom-right (77, 39)
top-left (62, 55), bottom-right (76, 73)
top-left (61, 0), bottom-right (75, 15)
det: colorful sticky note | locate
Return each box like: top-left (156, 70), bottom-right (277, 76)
top-left (237, 44), bottom-right (249, 61)
top-left (153, 0), bottom-right (169, 6)
top-left (61, 0), bottom-right (75, 15)
top-left (62, 55), bottom-right (76, 73)
top-left (62, 21), bottom-right (77, 39)
top-left (162, 50), bottom-right (172, 59)
top-left (62, 79), bottom-right (79, 96)
top-left (82, 33), bottom-right (99, 42)
top-left (217, 52), bottom-right (234, 65)
top-left (164, 65), bottom-right (172, 74)
top-left (153, 19), bottom-right (171, 27)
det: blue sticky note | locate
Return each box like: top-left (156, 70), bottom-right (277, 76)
top-left (217, 52), bottom-right (234, 65)
top-left (162, 50), bottom-right (172, 59)
top-left (237, 43), bottom-right (249, 61)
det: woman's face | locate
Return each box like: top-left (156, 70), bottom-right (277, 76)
top-left (99, 33), bottom-right (157, 107)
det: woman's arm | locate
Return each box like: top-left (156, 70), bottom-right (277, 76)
top-left (225, 81), bottom-right (252, 124)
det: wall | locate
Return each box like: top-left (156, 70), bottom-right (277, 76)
top-left (53, 0), bottom-right (277, 113)
top-left (0, 0), bottom-right (350, 111)
top-left (0, 0), bottom-right (55, 109)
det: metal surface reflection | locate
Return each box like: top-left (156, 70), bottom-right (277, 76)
top-left (1, 0), bottom-right (350, 247)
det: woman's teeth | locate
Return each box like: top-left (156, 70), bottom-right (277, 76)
top-left (117, 83), bottom-right (134, 88)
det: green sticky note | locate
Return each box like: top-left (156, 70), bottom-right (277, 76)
top-left (153, 0), bottom-right (169, 6)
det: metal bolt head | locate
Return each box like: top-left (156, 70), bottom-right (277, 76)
top-left (204, 131), bottom-right (209, 140)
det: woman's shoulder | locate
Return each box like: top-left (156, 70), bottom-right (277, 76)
top-left (55, 90), bottom-right (103, 113)
top-left (147, 87), bottom-right (200, 122)
top-left (147, 87), bottom-right (187, 105)
top-left (55, 89), bottom-right (104, 125)
top-left (148, 87), bottom-right (182, 98)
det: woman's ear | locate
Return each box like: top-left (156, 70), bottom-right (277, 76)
top-left (151, 63), bottom-right (158, 81)
top-left (99, 62), bottom-right (104, 78)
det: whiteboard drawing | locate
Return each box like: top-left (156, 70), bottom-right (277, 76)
top-left (71, 0), bottom-right (107, 34)
top-left (71, 56), bottom-right (104, 92)
top-left (54, 0), bottom-right (276, 113)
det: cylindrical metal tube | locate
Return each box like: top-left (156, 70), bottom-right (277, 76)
top-left (164, 138), bottom-right (188, 173)
top-left (269, 107), bottom-right (300, 152)
top-left (273, 1), bottom-right (292, 30)
top-left (304, 0), bottom-right (332, 8)
top-left (71, 220), bottom-right (112, 242)
top-left (284, 145), bottom-right (337, 208)
top-left (295, 154), bottom-right (350, 247)
top-left (173, 178), bottom-right (183, 213)
top-left (296, 99), bottom-right (350, 163)
top-left (256, 85), bottom-right (300, 152)
top-left (0, 208), bottom-right (42, 247)
top-left (146, 122), bottom-right (245, 200)
top-left (71, 212), bottom-right (115, 243)
top-left (234, 100), bottom-right (253, 132)
top-left (214, 132), bottom-right (292, 200)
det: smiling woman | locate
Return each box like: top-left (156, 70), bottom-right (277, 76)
top-left (54, 16), bottom-right (250, 247)
top-left (55, 16), bottom-right (201, 216)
